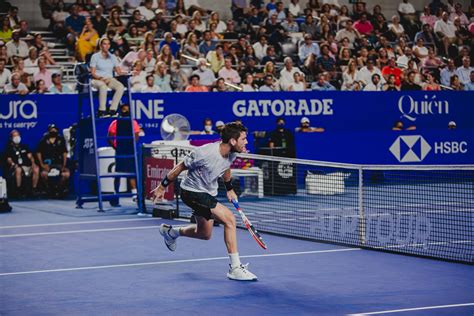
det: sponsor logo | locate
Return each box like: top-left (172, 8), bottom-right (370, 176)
top-left (0, 100), bottom-right (38, 120)
top-left (389, 135), bottom-right (431, 162)
top-left (232, 98), bottom-right (334, 117)
top-left (398, 95), bottom-right (449, 122)
top-left (132, 99), bottom-right (164, 120)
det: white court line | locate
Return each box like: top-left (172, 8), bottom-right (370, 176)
top-left (0, 218), bottom-right (156, 229)
top-left (0, 226), bottom-right (161, 238)
top-left (0, 248), bottom-right (360, 277)
top-left (347, 302), bottom-right (474, 315)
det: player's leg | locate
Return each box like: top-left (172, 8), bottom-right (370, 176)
top-left (180, 215), bottom-right (213, 240)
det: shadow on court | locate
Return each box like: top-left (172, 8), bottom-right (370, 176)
top-left (1, 200), bottom-right (473, 316)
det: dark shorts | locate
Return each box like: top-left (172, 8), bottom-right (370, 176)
top-left (181, 188), bottom-right (218, 221)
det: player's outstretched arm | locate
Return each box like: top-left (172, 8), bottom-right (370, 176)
top-left (151, 161), bottom-right (188, 203)
top-left (223, 168), bottom-right (238, 202)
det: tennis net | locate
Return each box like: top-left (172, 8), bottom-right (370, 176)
top-left (141, 144), bottom-right (474, 264)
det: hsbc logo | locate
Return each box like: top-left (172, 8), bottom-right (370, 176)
top-left (389, 136), bottom-right (432, 162)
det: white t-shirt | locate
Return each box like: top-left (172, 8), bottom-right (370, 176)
top-left (0, 68), bottom-right (11, 89)
top-left (398, 2), bottom-right (416, 14)
top-left (434, 19), bottom-right (456, 38)
top-left (184, 0), bottom-right (199, 10)
top-left (181, 142), bottom-right (236, 196)
top-left (140, 85), bottom-right (161, 92)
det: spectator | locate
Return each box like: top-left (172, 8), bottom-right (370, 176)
top-left (357, 59), bottom-right (384, 86)
top-left (289, 0), bottom-right (301, 17)
top-left (279, 57), bottom-right (302, 91)
top-left (193, 57), bottom-right (215, 87)
top-left (6, 6), bottom-right (20, 29)
top-left (33, 58), bottom-right (53, 88)
top-left (423, 47), bottom-right (444, 68)
top-left (0, 17), bottom-right (12, 42)
top-left (356, 47), bottom-right (369, 67)
top-left (449, 74), bottom-right (463, 90)
top-left (12, 57), bottom-right (31, 90)
top-left (384, 74), bottom-right (400, 91)
top-left (33, 79), bottom-right (49, 94)
top-left (157, 44), bottom-right (175, 67)
top-left (387, 15), bottom-right (406, 40)
top-left (90, 37), bottom-right (125, 117)
top-left (415, 24), bottom-right (438, 48)
top-left (153, 61), bottom-right (173, 92)
top-left (75, 17), bottom-right (99, 62)
top-left (120, 48), bottom-right (146, 73)
top-left (175, 15), bottom-right (189, 37)
top-left (268, 117), bottom-right (295, 156)
top-left (65, 5), bottom-right (86, 50)
top-left (373, 13), bottom-right (389, 36)
top-left (107, 8), bottom-right (126, 35)
top-left (169, 60), bottom-right (187, 91)
top-left (141, 74), bottom-right (161, 92)
top-left (5, 30), bottom-right (28, 61)
top-left (295, 117), bottom-right (324, 133)
top-left (51, 1), bottom-right (69, 39)
top-left (260, 45), bottom-right (278, 65)
top-left (401, 70), bottom-right (422, 90)
top-left (191, 10), bottom-right (206, 33)
top-left (31, 33), bottom-right (55, 65)
top-left (420, 6), bottom-right (437, 28)
top-left (353, 13), bottom-right (373, 36)
top-left (268, 1), bottom-right (286, 22)
top-left (392, 120), bottom-right (416, 131)
top-left (434, 12), bottom-right (456, 56)
top-left (218, 57), bottom-right (241, 85)
top-left (311, 73), bottom-right (336, 91)
top-left (240, 56), bottom-right (259, 79)
top-left (183, 32), bottom-right (201, 59)
top-left (335, 20), bottom-right (360, 49)
top-left (382, 57), bottom-right (403, 86)
top-left (341, 59), bottom-right (359, 90)
top-left (137, 0), bottom-right (155, 21)
top-left (4, 130), bottom-right (40, 197)
top-left (36, 125), bottom-right (70, 198)
top-left (398, 0), bottom-right (417, 24)
top-left (396, 47), bottom-right (416, 69)
top-left (440, 59), bottom-right (458, 86)
top-left (199, 118), bottom-right (216, 134)
top-left (212, 77), bottom-right (228, 92)
top-left (208, 11), bottom-right (226, 33)
top-left (4, 72), bottom-right (28, 94)
top-left (49, 73), bottom-right (73, 94)
top-left (207, 44), bottom-right (225, 74)
top-left (300, 14), bottom-right (317, 39)
top-left (456, 57), bottom-right (473, 85)
top-left (127, 10), bottom-right (147, 34)
top-left (252, 35), bottom-right (268, 62)
top-left (184, 0), bottom-right (206, 16)
top-left (0, 58), bottom-right (11, 90)
top-left (241, 73), bottom-right (258, 92)
top-left (185, 74), bottom-right (208, 92)
top-left (412, 38), bottom-right (429, 63)
top-left (260, 74), bottom-right (278, 92)
top-left (449, 3), bottom-right (469, 26)
top-left (159, 32), bottom-right (180, 58)
top-left (288, 72), bottom-right (306, 91)
top-left (422, 72), bottom-right (441, 91)
top-left (130, 60), bottom-right (147, 92)
top-left (448, 121), bottom-right (456, 129)
top-left (281, 13), bottom-right (299, 33)
top-left (143, 48), bottom-right (157, 73)
top-left (23, 47), bottom-right (39, 75)
top-left (298, 33), bottom-right (320, 65)
top-left (316, 44), bottom-right (336, 77)
top-left (363, 73), bottom-right (384, 91)
top-left (464, 71), bottom-right (474, 91)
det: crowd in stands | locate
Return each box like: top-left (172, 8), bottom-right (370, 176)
top-left (0, 0), bottom-right (473, 95)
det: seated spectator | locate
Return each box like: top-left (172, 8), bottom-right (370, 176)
top-left (157, 44), bottom-right (175, 67)
top-left (49, 73), bottom-right (73, 94)
top-left (299, 33), bottom-right (320, 65)
top-left (387, 15), bottom-right (406, 40)
top-left (311, 73), bottom-right (336, 91)
top-left (153, 61), bottom-right (173, 92)
top-left (24, 47), bottom-right (39, 75)
top-left (206, 44), bottom-right (225, 74)
top-left (384, 74), bottom-right (400, 91)
top-left (449, 73), bottom-right (464, 90)
top-left (75, 17), bottom-right (99, 62)
top-left (208, 11), bottom-right (226, 33)
top-left (185, 74), bottom-right (208, 92)
top-left (398, 0), bottom-right (417, 24)
top-left (4, 72), bottom-right (28, 94)
top-left (137, 0), bottom-right (155, 21)
top-left (252, 35), bottom-right (269, 62)
top-left (212, 77), bottom-right (228, 92)
top-left (0, 17), bottom-right (12, 42)
top-left (288, 72), bottom-right (306, 91)
top-left (183, 32), bottom-right (201, 59)
top-left (357, 59), bottom-right (384, 86)
top-left (315, 44), bottom-right (336, 77)
top-left (401, 70), bottom-right (422, 90)
top-left (396, 47), bottom-right (416, 69)
top-left (141, 74), bottom-right (161, 92)
top-left (4, 130), bottom-right (40, 197)
top-left (456, 57), bottom-right (473, 85)
top-left (91, 5), bottom-right (108, 37)
top-left (440, 59), bottom-right (457, 86)
top-left (90, 38), bottom-right (125, 117)
top-left (295, 117), bottom-right (324, 133)
top-left (240, 57), bottom-right (259, 79)
top-left (269, 1), bottom-right (286, 23)
top-left (5, 30), bottom-right (28, 62)
top-left (464, 71), bottom-right (474, 91)
top-left (423, 47), bottom-right (444, 68)
top-left (170, 60), bottom-right (188, 92)
top-left (415, 24), bottom-right (438, 49)
top-left (159, 32), bottom-right (180, 58)
top-left (356, 47), bottom-right (370, 67)
top-left (240, 71), bottom-right (259, 92)
top-left (300, 14), bottom-right (317, 39)
top-left (353, 13), bottom-right (373, 36)
top-left (341, 59), bottom-right (359, 90)
top-left (107, 8), bottom-right (126, 35)
top-left (289, 0), bottom-right (301, 17)
top-left (65, 5), bottom-right (86, 51)
top-left (420, 6), bottom-right (437, 28)
top-left (335, 20), bottom-right (360, 49)
top-left (120, 48), bottom-right (146, 73)
top-left (51, 1), bottom-right (69, 39)
top-left (373, 13), bottom-right (389, 36)
top-left (33, 79), bottom-right (49, 94)
top-left (260, 45), bottom-right (278, 66)
top-left (281, 13), bottom-right (299, 33)
top-left (12, 57), bottom-right (32, 89)
top-left (382, 57), bottom-right (403, 86)
top-left (6, 6), bottom-right (21, 29)
top-left (193, 57), bottom-right (216, 87)
top-left (31, 33), bottom-right (55, 65)
top-left (412, 38), bottom-right (429, 63)
top-left (33, 58), bottom-right (52, 87)
top-left (363, 73), bottom-right (384, 91)
top-left (449, 3), bottom-right (469, 26)
top-left (200, 118), bottom-right (217, 134)
top-left (37, 125), bottom-right (70, 198)
top-left (279, 57), bottom-right (302, 91)
top-left (218, 57), bottom-right (241, 85)
top-left (0, 58), bottom-right (11, 91)
top-left (434, 12), bottom-right (456, 56)
top-left (143, 48), bottom-right (157, 73)
top-left (260, 74), bottom-right (278, 91)
top-left (422, 72), bottom-right (441, 91)
top-left (130, 60), bottom-right (147, 92)
top-left (392, 120), bottom-right (416, 131)
top-left (185, 0), bottom-right (207, 16)
top-left (454, 46), bottom-right (471, 68)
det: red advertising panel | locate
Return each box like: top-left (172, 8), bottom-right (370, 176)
top-left (144, 157), bottom-right (174, 201)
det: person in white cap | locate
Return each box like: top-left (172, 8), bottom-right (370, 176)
top-left (295, 117), bottom-right (325, 133)
top-left (448, 121), bottom-right (456, 130)
top-left (215, 120), bottom-right (225, 135)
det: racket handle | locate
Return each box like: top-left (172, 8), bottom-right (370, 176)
top-left (231, 199), bottom-right (239, 209)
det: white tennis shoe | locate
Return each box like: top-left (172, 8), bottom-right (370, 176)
top-left (227, 263), bottom-right (258, 281)
top-left (159, 224), bottom-right (177, 251)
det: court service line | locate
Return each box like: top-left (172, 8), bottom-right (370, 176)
top-left (0, 218), bottom-right (156, 229)
top-left (0, 226), bottom-right (161, 238)
top-left (0, 248), bottom-right (360, 277)
top-left (347, 302), bottom-right (474, 315)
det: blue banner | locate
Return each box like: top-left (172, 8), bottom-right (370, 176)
top-left (1, 91), bottom-right (473, 165)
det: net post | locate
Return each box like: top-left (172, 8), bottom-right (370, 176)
top-left (358, 167), bottom-right (366, 245)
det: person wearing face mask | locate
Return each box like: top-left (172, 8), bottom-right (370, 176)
top-left (200, 118), bottom-right (216, 135)
top-left (107, 104), bottom-right (141, 201)
top-left (268, 117), bottom-right (295, 157)
top-left (36, 125), bottom-right (70, 198)
top-left (4, 130), bottom-right (40, 197)
top-left (192, 58), bottom-right (215, 88)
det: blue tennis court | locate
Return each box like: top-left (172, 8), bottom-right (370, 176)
top-left (1, 200), bottom-right (473, 316)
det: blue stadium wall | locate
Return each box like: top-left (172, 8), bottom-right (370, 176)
top-left (1, 91), bottom-right (473, 165)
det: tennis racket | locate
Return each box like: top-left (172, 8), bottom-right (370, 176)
top-left (231, 199), bottom-right (267, 250)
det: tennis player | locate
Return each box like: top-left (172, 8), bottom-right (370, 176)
top-left (151, 122), bottom-right (257, 281)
